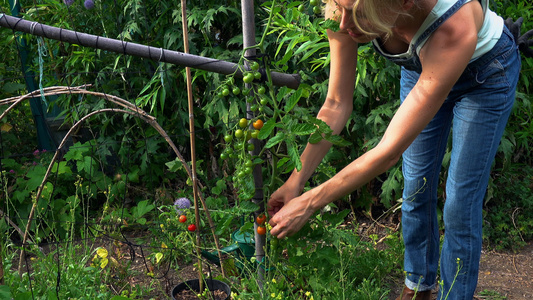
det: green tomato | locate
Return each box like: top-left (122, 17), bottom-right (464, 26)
top-left (235, 129), bottom-right (244, 139)
top-left (313, 5), bottom-right (321, 14)
top-left (232, 87), bottom-right (241, 95)
top-left (250, 61), bottom-right (260, 71)
top-left (298, 4), bottom-right (305, 12)
top-left (257, 86), bottom-right (266, 95)
top-left (222, 88), bottom-right (230, 96)
top-left (260, 98), bottom-right (268, 106)
top-left (251, 130), bottom-right (259, 139)
top-left (243, 73), bottom-right (254, 83)
top-left (245, 166), bottom-right (253, 174)
top-left (250, 104), bottom-right (258, 112)
top-left (247, 143), bottom-right (255, 151)
top-left (224, 135), bottom-right (233, 143)
top-left (253, 72), bottom-right (262, 80)
top-left (245, 160), bottom-right (253, 168)
top-left (220, 153), bottom-right (228, 160)
top-left (239, 118), bottom-right (248, 128)
top-left (242, 88), bottom-right (250, 96)
top-left (310, 0), bottom-right (319, 6)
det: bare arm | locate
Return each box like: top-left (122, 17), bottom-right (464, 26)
top-left (267, 0), bottom-right (359, 215)
top-left (269, 2), bottom-right (482, 238)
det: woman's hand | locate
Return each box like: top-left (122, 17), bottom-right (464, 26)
top-left (268, 190), bottom-right (317, 239)
top-left (267, 179), bottom-right (303, 217)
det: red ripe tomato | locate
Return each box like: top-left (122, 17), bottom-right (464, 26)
top-left (257, 226), bottom-right (267, 235)
top-left (253, 119), bottom-right (264, 130)
top-left (179, 215), bottom-right (187, 223)
top-left (188, 224), bottom-right (196, 232)
top-left (256, 214), bottom-right (267, 225)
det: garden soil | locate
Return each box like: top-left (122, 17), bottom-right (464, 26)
top-left (360, 214), bottom-right (533, 300)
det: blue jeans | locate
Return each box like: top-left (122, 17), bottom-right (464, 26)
top-left (399, 27), bottom-right (520, 299)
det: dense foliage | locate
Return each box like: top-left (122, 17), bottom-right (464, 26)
top-left (1, 0), bottom-right (532, 298)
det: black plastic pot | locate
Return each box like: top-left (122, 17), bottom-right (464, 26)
top-left (171, 278), bottom-right (231, 300)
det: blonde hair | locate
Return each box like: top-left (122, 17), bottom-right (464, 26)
top-left (328, 0), bottom-right (407, 39)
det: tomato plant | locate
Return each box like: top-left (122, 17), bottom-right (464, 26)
top-left (179, 215), bottom-right (187, 223)
top-left (188, 224), bottom-right (196, 232)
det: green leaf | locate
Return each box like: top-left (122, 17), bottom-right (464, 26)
top-left (63, 142), bottom-right (86, 161)
top-left (239, 201), bottom-right (260, 213)
top-left (277, 157), bottom-right (290, 169)
top-left (265, 132), bottom-right (285, 149)
top-left (211, 179), bottom-right (227, 196)
top-left (287, 141), bottom-right (302, 171)
top-left (380, 166), bottom-right (403, 207)
top-left (322, 209), bottom-right (350, 227)
top-left (284, 88), bottom-right (303, 113)
top-left (165, 158), bottom-right (184, 172)
top-left (131, 200), bottom-right (155, 223)
top-left (289, 123), bottom-right (316, 136)
top-left (308, 132), bottom-right (323, 144)
top-left (26, 165), bottom-right (46, 191)
top-left (258, 119), bottom-right (277, 140)
top-left (51, 161), bottom-right (72, 174)
top-left (324, 134), bottom-right (351, 147)
top-left (0, 285), bottom-right (12, 299)
top-left (309, 117), bottom-right (333, 135)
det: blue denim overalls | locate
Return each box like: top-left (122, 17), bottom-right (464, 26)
top-left (370, 0), bottom-right (521, 299)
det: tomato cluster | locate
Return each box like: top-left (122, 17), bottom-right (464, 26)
top-left (297, 0), bottom-right (322, 15)
top-left (215, 59), bottom-right (271, 106)
top-left (256, 213), bottom-right (268, 235)
top-left (176, 215), bottom-right (196, 232)
top-left (219, 114), bottom-right (266, 195)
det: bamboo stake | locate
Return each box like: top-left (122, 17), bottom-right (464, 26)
top-left (180, 0), bottom-right (205, 291)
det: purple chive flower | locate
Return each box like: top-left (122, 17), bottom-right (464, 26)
top-left (33, 149), bottom-right (40, 156)
top-left (174, 197), bottom-right (191, 214)
top-left (63, 0), bottom-right (75, 6)
top-left (32, 161), bottom-right (38, 166)
top-left (84, 0), bottom-right (95, 9)
top-left (9, 170), bottom-right (15, 174)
